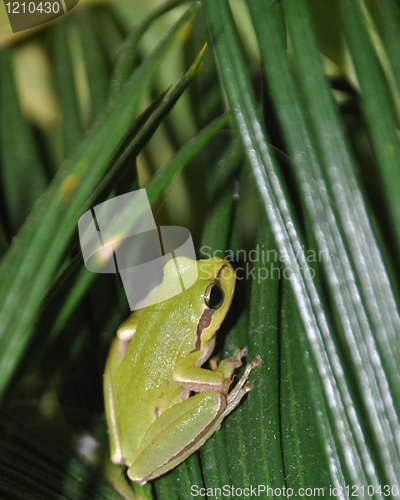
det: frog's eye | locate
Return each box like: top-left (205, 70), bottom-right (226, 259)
top-left (204, 283), bottom-right (224, 309)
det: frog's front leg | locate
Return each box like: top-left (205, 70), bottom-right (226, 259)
top-left (173, 347), bottom-right (248, 395)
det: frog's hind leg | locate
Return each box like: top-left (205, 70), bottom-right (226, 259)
top-left (127, 356), bottom-right (262, 484)
top-left (127, 391), bottom-right (226, 484)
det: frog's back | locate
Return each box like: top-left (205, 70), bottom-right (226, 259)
top-left (114, 286), bottom-right (201, 461)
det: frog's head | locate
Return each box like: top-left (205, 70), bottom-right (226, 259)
top-left (156, 256), bottom-right (235, 352)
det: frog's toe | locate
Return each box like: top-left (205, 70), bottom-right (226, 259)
top-left (230, 347), bottom-right (246, 367)
top-left (244, 381), bottom-right (254, 392)
top-left (239, 346), bottom-right (248, 358)
top-left (209, 356), bottom-right (219, 371)
top-left (221, 377), bottom-right (232, 395)
top-left (251, 355), bottom-right (263, 368)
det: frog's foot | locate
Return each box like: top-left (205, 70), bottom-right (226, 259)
top-left (227, 355), bottom-right (262, 405)
top-left (218, 347), bottom-right (248, 378)
top-left (212, 355), bottom-right (262, 433)
top-left (209, 348), bottom-right (245, 372)
top-left (218, 347), bottom-right (257, 396)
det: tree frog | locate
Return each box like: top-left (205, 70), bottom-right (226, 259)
top-left (103, 256), bottom-right (261, 484)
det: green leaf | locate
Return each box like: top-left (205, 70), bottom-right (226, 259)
top-left (248, 0), bottom-right (400, 491)
top-left (341, 0), bottom-right (400, 260)
top-left (280, 280), bottom-right (330, 494)
top-left (0, 409), bottom-right (123, 499)
top-left (109, 0), bottom-right (187, 101)
top-left (49, 18), bottom-right (83, 158)
top-left (202, 0), bottom-right (378, 494)
top-left (381, 0), bottom-right (400, 97)
top-left (0, 48), bottom-right (48, 236)
top-left (78, 9), bottom-right (110, 121)
top-left (245, 211), bottom-right (284, 489)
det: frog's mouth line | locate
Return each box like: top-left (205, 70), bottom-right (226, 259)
top-left (195, 308), bottom-right (213, 351)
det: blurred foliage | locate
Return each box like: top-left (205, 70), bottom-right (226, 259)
top-left (0, 0), bottom-right (400, 498)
